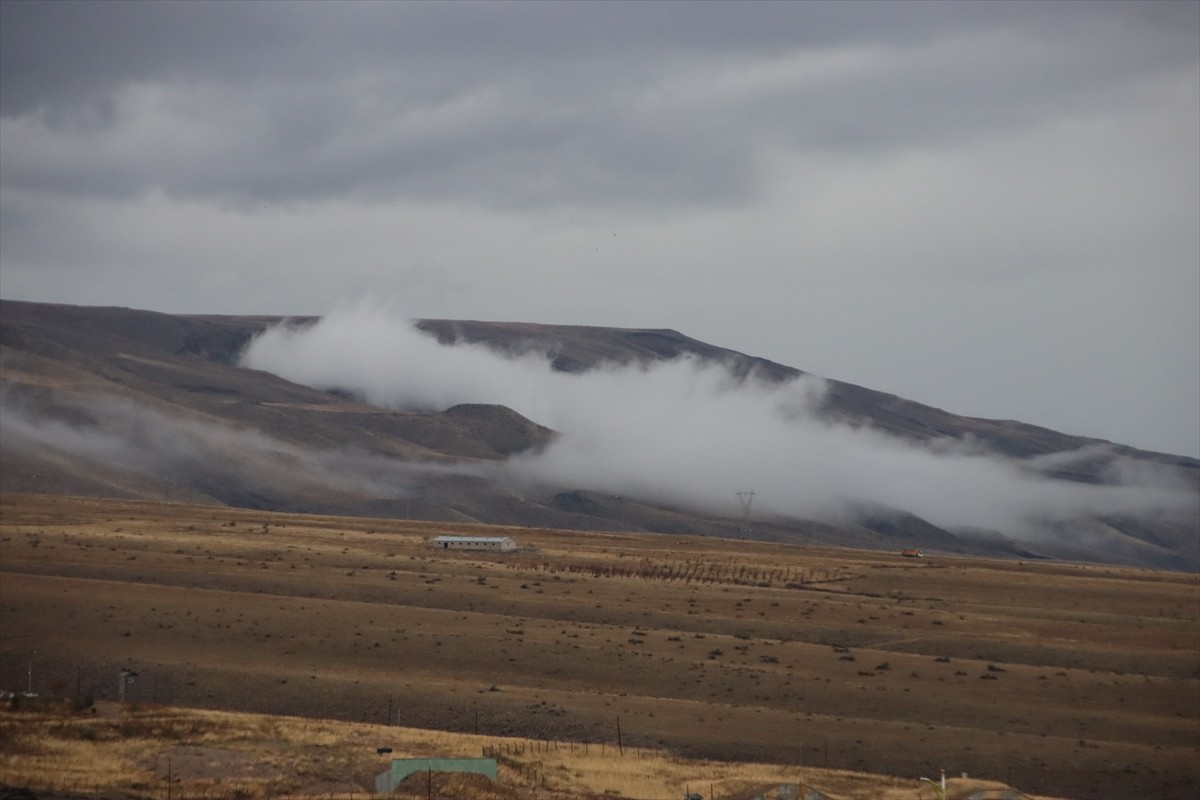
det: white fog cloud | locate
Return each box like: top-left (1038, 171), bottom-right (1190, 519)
top-left (241, 302), bottom-right (1197, 538)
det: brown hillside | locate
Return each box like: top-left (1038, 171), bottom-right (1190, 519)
top-left (1, 299), bottom-right (1196, 570)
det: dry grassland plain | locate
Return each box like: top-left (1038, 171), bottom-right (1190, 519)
top-left (0, 702), bottom-right (1048, 800)
top-left (1, 493), bottom-right (1197, 799)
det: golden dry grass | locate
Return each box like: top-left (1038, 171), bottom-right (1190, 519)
top-left (0, 702), bottom-right (1058, 799)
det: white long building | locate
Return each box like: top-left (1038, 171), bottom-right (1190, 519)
top-left (430, 535), bottom-right (517, 552)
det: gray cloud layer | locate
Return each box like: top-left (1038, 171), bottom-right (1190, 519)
top-left (1, 1), bottom-right (1197, 457)
top-left (3, 1), bottom-right (1195, 209)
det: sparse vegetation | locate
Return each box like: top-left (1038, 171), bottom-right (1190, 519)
top-left (0, 703), bottom-right (1055, 800)
top-left (1, 493), bottom-right (1197, 800)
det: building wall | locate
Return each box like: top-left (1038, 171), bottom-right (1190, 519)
top-left (432, 537), bottom-right (516, 551)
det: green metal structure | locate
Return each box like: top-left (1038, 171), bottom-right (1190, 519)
top-left (373, 757), bottom-right (497, 793)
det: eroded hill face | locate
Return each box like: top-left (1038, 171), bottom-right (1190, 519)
top-left (1, 299), bottom-right (1196, 569)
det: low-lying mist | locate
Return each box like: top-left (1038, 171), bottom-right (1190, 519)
top-left (240, 301), bottom-right (1197, 540)
top-left (0, 386), bottom-right (476, 506)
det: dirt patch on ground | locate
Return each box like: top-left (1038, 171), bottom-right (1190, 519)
top-left (150, 745), bottom-right (279, 781)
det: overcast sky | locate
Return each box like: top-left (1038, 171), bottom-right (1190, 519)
top-left (2, 0), bottom-right (1197, 457)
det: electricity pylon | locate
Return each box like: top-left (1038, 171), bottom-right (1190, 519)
top-left (736, 490), bottom-right (755, 533)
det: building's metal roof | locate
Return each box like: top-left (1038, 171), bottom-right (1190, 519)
top-left (431, 535), bottom-right (514, 543)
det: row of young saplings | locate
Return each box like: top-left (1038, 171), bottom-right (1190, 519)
top-left (507, 559), bottom-right (843, 586)
top-left (481, 739), bottom-right (659, 758)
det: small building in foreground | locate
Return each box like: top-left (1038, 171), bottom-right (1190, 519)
top-left (374, 757), bottom-right (497, 793)
top-left (430, 535), bottom-right (517, 552)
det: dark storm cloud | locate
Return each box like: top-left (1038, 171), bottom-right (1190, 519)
top-left (3, 0), bottom-right (1195, 209)
top-left (0, 0), bottom-right (959, 114)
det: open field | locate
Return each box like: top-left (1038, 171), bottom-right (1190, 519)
top-left (1, 493), bottom-right (1197, 798)
top-left (0, 702), bottom-right (1043, 800)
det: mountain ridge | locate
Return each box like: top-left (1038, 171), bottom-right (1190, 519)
top-left (1, 299), bottom-right (1195, 570)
